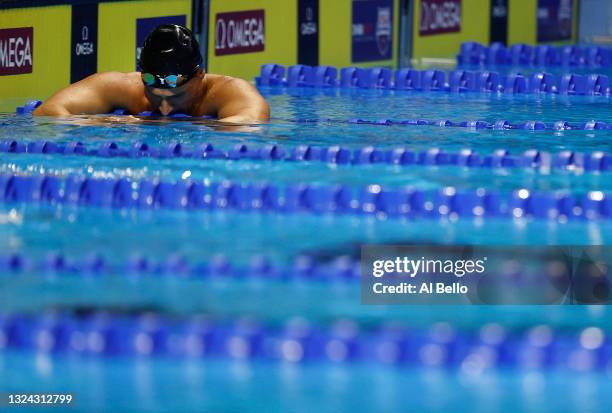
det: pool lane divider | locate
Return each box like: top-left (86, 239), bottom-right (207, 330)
top-left (0, 311), bottom-right (608, 371)
top-left (0, 172), bottom-right (611, 221)
top-left (256, 64), bottom-right (611, 96)
top-left (2, 139), bottom-right (612, 173)
top-left (0, 252), bottom-right (359, 281)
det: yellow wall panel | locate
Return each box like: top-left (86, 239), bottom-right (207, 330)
top-left (412, 0), bottom-right (490, 59)
top-left (0, 6), bottom-right (71, 101)
top-left (98, 0), bottom-right (192, 73)
top-left (320, 0), bottom-right (351, 68)
top-left (207, 0), bottom-right (297, 81)
top-left (508, 0), bottom-right (536, 45)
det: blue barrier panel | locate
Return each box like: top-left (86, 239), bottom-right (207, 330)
top-left (256, 64), bottom-right (286, 86)
top-left (502, 74), bottom-right (527, 94)
top-left (449, 70), bottom-right (477, 92)
top-left (486, 42), bottom-right (509, 65)
top-left (586, 74), bottom-right (609, 95)
top-left (529, 72), bottom-right (556, 93)
top-left (314, 66), bottom-right (338, 87)
top-left (288, 64), bottom-right (315, 87)
top-left (421, 70), bottom-right (446, 91)
top-left (559, 74), bottom-right (587, 95)
top-left (510, 44), bottom-right (534, 66)
top-left (534, 45), bottom-right (559, 67)
top-left (394, 68), bottom-right (422, 90)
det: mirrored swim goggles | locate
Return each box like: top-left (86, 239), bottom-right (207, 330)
top-left (141, 66), bottom-right (199, 89)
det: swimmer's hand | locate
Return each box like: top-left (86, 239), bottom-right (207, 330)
top-left (102, 115), bottom-right (141, 123)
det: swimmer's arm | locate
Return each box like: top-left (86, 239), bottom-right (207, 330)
top-left (209, 77), bottom-right (270, 123)
top-left (33, 72), bottom-right (136, 116)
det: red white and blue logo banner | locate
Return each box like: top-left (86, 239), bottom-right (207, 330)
top-left (537, 0), bottom-right (573, 42)
top-left (352, 0), bottom-right (393, 63)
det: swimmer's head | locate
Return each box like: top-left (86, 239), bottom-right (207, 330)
top-left (139, 24), bottom-right (203, 89)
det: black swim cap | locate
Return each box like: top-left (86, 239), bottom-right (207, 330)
top-left (139, 24), bottom-right (202, 76)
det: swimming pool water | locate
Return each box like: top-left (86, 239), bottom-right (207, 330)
top-left (1, 88), bottom-right (612, 412)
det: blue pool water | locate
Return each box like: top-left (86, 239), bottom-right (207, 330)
top-left (1, 87), bottom-right (612, 412)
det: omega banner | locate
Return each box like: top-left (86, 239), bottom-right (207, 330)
top-left (215, 9), bottom-right (265, 56)
top-left (298, 0), bottom-right (319, 66)
top-left (419, 0), bottom-right (462, 36)
top-left (0, 27), bottom-right (33, 76)
top-left (71, 4), bottom-right (98, 83)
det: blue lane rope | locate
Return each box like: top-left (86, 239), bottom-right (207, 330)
top-left (0, 312), bottom-right (609, 371)
top-left (457, 42), bottom-right (612, 69)
top-left (254, 64), bottom-right (612, 96)
top-left (2, 139), bottom-right (611, 173)
top-left (341, 118), bottom-right (612, 131)
top-left (0, 252), bottom-right (359, 282)
top-left (0, 172), bottom-right (611, 221)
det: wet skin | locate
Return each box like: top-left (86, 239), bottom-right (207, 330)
top-left (33, 70), bottom-right (270, 124)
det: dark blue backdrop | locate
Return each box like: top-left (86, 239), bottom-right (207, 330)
top-left (537, 0), bottom-right (573, 42)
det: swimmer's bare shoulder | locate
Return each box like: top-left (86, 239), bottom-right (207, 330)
top-left (34, 72), bottom-right (149, 116)
top-left (201, 74), bottom-right (270, 123)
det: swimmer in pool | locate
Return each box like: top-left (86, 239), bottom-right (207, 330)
top-left (33, 24), bottom-right (269, 123)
